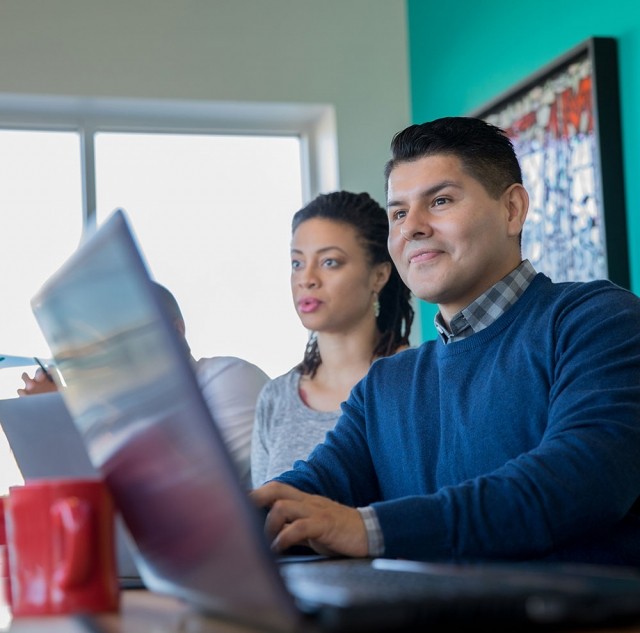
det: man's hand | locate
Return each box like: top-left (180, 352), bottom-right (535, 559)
top-left (249, 482), bottom-right (369, 558)
top-left (17, 369), bottom-right (57, 397)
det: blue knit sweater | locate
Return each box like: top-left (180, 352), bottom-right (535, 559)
top-left (276, 274), bottom-right (640, 564)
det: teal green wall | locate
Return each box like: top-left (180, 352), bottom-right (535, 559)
top-left (407, 0), bottom-right (640, 338)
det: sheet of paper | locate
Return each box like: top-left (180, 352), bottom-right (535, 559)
top-left (0, 355), bottom-right (53, 369)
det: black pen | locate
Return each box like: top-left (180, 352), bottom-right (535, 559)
top-left (33, 357), bottom-right (55, 383)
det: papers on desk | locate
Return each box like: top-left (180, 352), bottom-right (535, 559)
top-left (0, 355), bottom-right (53, 370)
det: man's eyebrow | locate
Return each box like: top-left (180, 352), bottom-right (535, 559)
top-left (387, 180), bottom-right (460, 208)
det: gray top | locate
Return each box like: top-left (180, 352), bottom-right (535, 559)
top-left (250, 368), bottom-right (340, 488)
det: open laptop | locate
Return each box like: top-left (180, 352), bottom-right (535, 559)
top-left (27, 209), bottom-right (640, 632)
top-left (0, 393), bottom-right (143, 588)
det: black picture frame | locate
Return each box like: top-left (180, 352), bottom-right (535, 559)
top-left (470, 37), bottom-right (629, 288)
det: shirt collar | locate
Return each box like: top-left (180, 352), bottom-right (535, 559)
top-left (434, 259), bottom-right (537, 344)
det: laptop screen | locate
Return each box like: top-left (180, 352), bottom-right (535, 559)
top-left (30, 210), bottom-right (298, 631)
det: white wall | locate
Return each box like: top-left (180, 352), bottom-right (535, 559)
top-left (0, 1), bottom-right (413, 493)
top-left (0, 0), bottom-right (410, 205)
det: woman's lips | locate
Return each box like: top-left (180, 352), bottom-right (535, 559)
top-left (298, 297), bottom-right (322, 313)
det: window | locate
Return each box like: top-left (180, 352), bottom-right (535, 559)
top-left (94, 131), bottom-right (308, 376)
top-left (0, 129), bottom-right (83, 399)
top-left (0, 95), bottom-right (338, 493)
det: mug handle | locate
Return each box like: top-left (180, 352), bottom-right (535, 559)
top-left (51, 497), bottom-right (93, 589)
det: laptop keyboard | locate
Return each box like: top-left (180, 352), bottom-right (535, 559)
top-left (281, 558), bottom-right (493, 604)
top-left (281, 559), bottom-right (640, 631)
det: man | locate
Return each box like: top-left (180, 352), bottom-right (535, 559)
top-left (251, 117), bottom-right (640, 565)
top-left (18, 282), bottom-right (269, 488)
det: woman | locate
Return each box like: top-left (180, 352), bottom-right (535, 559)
top-left (251, 191), bottom-right (414, 487)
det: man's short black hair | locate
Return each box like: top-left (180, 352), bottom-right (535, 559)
top-left (384, 117), bottom-right (522, 199)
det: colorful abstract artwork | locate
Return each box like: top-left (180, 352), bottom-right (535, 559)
top-left (472, 38), bottom-right (629, 287)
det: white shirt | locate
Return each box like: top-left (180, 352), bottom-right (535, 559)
top-left (194, 356), bottom-right (269, 489)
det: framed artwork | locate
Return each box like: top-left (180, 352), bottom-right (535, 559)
top-left (470, 37), bottom-right (629, 288)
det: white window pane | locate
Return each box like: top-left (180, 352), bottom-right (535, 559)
top-left (0, 130), bottom-right (83, 389)
top-left (95, 133), bottom-right (308, 378)
top-left (0, 129), bottom-right (83, 492)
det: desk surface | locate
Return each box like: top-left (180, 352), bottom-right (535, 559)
top-left (3, 586), bottom-right (640, 633)
top-left (2, 589), bottom-right (259, 633)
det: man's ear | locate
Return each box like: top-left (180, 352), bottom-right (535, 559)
top-left (173, 318), bottom-right (186, 338)
top-left (504, 183), bottom-right (529, 238)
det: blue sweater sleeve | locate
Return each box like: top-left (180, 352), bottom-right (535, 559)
top-left (275, 385), bottom-right (382, 507)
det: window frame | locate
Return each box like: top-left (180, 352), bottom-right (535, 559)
top-left (0, 93), bottom-right (338, 233)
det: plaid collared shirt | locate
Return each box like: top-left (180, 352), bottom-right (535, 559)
top-left (358, 259), bottom-right (538, 556)
top-left (434, 260), bottom-right (537, 344)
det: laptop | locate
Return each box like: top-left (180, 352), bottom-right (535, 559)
top-left (0, 393), bottom-right (144, 588)
top-left (27, 209), bottom-right (640, 632)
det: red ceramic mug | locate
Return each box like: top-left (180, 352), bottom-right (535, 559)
top-left (5, 478), bottom-right (119, 617)
top-left (0, 496), bottom-right (10, 608)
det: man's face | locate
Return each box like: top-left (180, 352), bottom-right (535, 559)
top-left (387, 154), bottom-right (526, 324)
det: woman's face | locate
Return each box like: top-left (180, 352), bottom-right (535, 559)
top-left (290, 217), bottom-right (389, 334)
